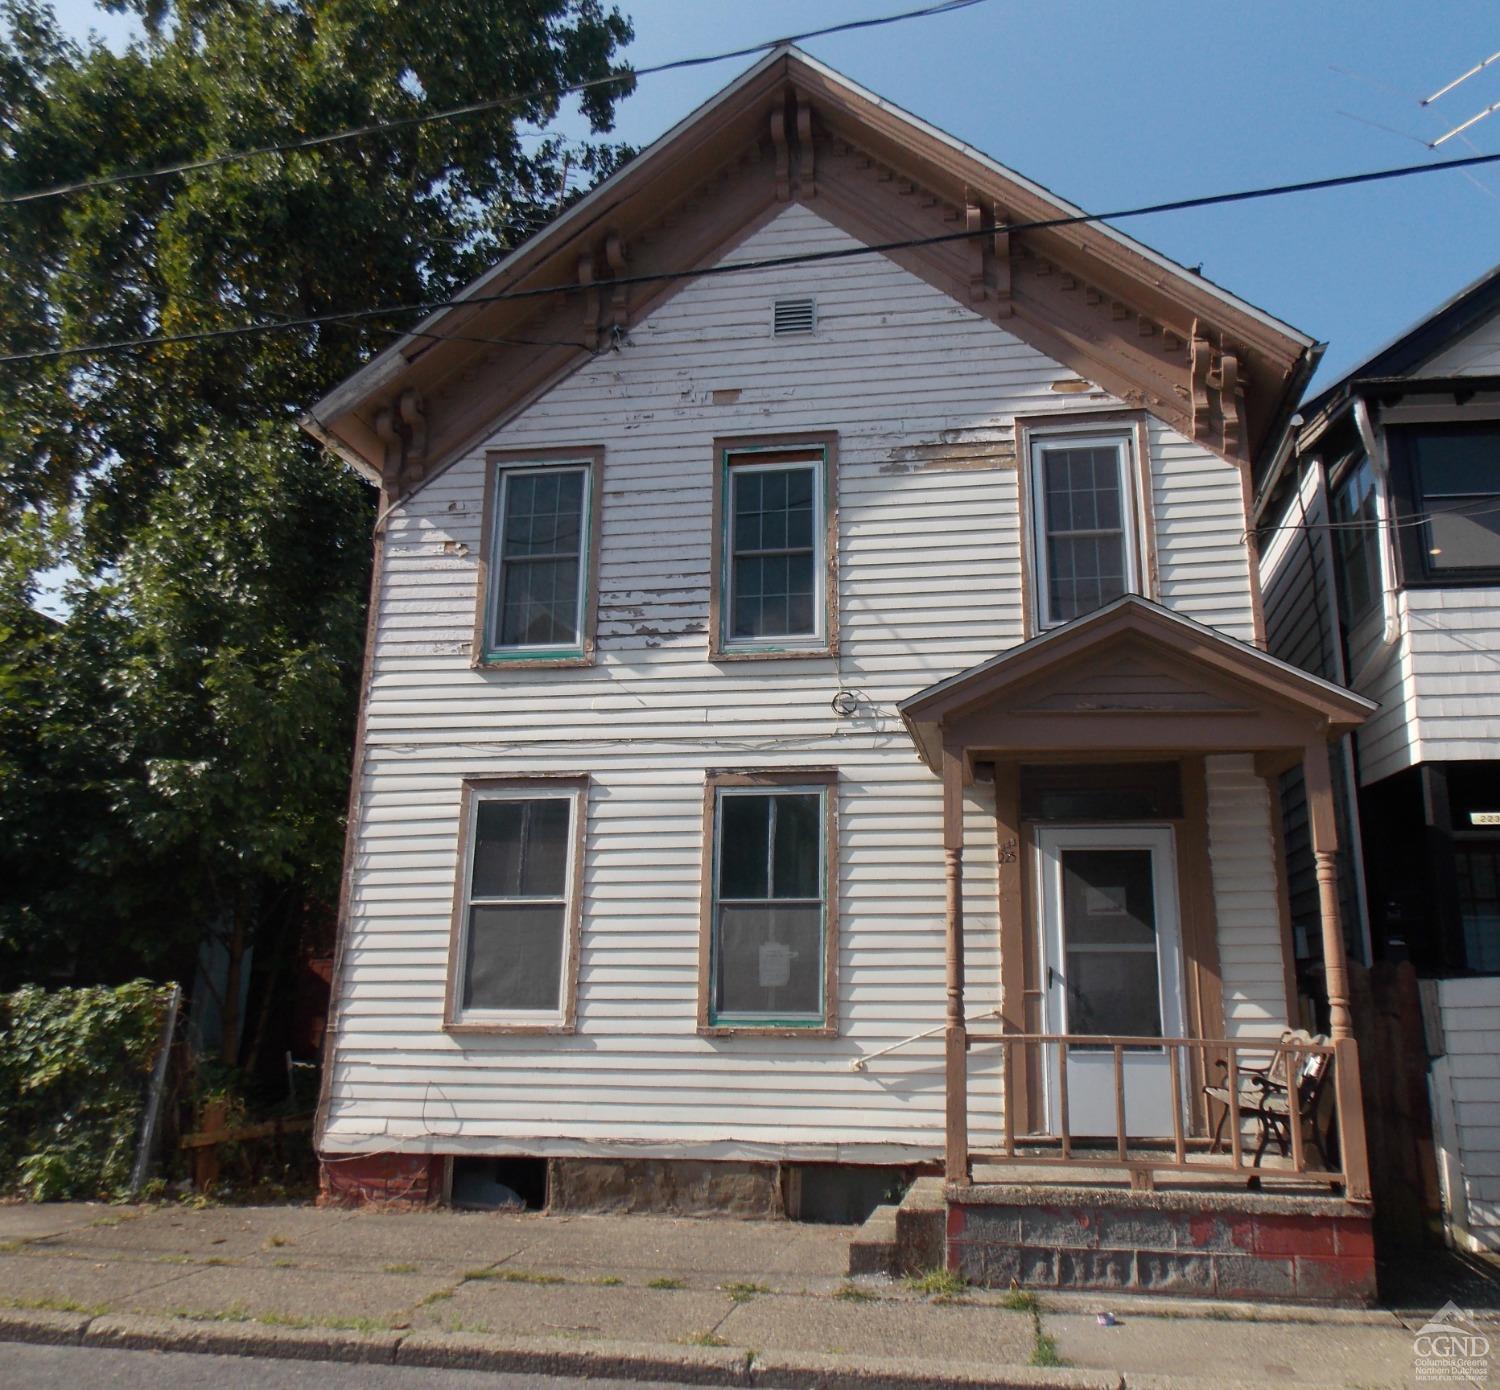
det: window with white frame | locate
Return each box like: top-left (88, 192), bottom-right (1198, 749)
top-left (1029, 432), bottom-right (1142, 628)
top-left (452, 784), bottom-right (581, 1024)
top-left (720, 445), bottom-right (829, 651)
top-left (708, 783), bottom-right (829, 1028)
top-left (484, 462), bottom-right (592, 659)
top-left (1330, 454), bottom-right (1382, 626)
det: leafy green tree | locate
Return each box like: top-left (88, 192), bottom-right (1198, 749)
top-left (0, 0), bottom-right (634, 1057)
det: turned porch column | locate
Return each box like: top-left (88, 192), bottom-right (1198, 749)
top-left (1303, 736), bottom-right (1372, 1201)
top-left (942, 746), bottom-right (969, 1185)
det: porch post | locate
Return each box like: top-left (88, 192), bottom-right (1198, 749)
top-left (942, 745), bottom-right (969, 1185)
top-left (1303, 737), bottom-right (1372, 1202)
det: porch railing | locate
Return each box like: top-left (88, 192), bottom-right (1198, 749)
top-left (961, 1031), bottom-right (1370, 1195)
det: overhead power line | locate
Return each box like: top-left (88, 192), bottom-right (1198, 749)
top-left (0, 0), bottom-right (988, 208)
top-left (6, 146), bottom-right (1500, 369)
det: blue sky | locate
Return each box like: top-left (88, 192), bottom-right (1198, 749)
top-left (44, 0), bottom-right (1500, 389)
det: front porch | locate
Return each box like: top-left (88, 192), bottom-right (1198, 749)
top-left (895, 597), bottom-right (1380, 1302)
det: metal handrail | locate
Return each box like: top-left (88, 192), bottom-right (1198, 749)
top-left (848, 1008), bottom-right (1000, 1072)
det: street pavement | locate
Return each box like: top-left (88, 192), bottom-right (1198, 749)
top-left (0, 1200), bottom-right (1489, 1388)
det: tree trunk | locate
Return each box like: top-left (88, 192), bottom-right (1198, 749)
top-left (221, 893), bottom-right (245, 1066)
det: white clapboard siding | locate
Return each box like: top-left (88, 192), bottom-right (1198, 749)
top-left (1432, 977), bottom-right (1500, 1252)
top-left (1205, 755), bottom-right (1290, 1039)
top-left (325, 203), bottom-right (1271, 1160)
top-left (1421, 306), bottom-right (1500, 375)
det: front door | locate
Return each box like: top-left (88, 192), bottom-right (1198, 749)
top-left (1035, 825), bottom-right (1186, 1139)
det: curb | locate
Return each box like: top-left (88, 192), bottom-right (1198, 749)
top-left (0, 1311), bottom-right (1120, 1390)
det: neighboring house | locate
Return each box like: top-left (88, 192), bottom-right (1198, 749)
top-left (303, 47), bottom-right (1380, 1300)
top-left (1257, 267), bottom-right (1500, 1255)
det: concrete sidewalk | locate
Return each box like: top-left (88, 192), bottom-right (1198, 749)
top-left (0, 1201), bottom-right (1482, 1388)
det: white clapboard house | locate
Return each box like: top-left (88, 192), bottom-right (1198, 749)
top-left (1257, 264), bottom-right (1500, 1255)
top-left (303, 48), bottom-right (1382, 1299)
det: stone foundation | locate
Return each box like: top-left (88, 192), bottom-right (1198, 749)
top-left (318, 1153), bottom-right (441, 1209)
top-left (946, 1184), bottom-right (1376, 1305)
top-left (547, 1157), bottom-right (782, 1218)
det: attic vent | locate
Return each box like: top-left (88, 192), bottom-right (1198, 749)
top-left (773, 297), bottom-right (816, 336)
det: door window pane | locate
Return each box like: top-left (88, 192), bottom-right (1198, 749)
top-left (462, 794), bottom-right (573, 1016)
top-left (492, 466), bottom-right (587, 649)
top-left (713, 789), bottom-right (825, 1023)
top-left (1059, 848), bottom-right (1163, 1038)
top-left (727, 460), bottom-right (821, 641)
top-left (1034, 440), bottom-right (1134, 625)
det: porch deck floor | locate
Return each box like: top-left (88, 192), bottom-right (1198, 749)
top-left (968, 1156), bottom-right (1346, 1200)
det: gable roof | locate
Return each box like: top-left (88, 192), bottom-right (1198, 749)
top-left (899, 594), bottom-right (1375, 770)
top-left (303, 46), bottom-right (1317, 496)
top-left (1254, 261), bottom-right (1500, 513)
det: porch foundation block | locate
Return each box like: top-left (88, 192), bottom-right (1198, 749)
top-left (946, 1183), bottom-right (1375, 1305)
top-left (317, 1153), bottom-right (441, 1209)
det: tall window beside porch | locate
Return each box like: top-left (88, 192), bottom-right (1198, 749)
top-left (449, 783), bottom-right (583, 1030)
top-left (482, 458), bottom-right (595, 661)
top-left (715, 440), bottom-right (834, 656)
top-left (706, 780), bottom-right (834, 1031)
top-left (1029, 433), bottom-right (1142, 628)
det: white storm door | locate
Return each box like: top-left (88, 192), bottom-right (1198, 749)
top-left (1035, 825), bottom-right (1186, 1139)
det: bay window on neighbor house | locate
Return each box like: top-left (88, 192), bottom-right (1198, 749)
top-left (1330, 454), bottom-right (1383, 628)
top-left (1027, 430), bottom-right (1144, 629)
top-left (478, 450), bottom-right (601, 665)
top-left (701, 773), bottom-right (836, 1034)
top-left (713, 436), bottom-right (837, 658)
top-left (1388, 421), bottom-right (1500, 581)
top-left (446, 779), bottom-right (585, 1032)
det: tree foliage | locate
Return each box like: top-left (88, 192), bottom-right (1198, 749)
top-left (0, 979), bottom-right (174, 1200)
top-left (0, 0), bottom-right (634, 1021)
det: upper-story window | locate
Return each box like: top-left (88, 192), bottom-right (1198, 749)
top-left (1389, 422), bottom-right (1500, 583)
top-left (1330, 454), bottom-right (1382, 625)
top-left (478, 449), bottom-right (601, 666)
top-left (1029, 431), bottom-right (1143, 628)
top-left (712, 435), bottom-right (837, 659)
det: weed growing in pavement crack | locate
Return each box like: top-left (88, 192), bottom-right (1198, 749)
top-left (1000, 1290), bottom-right (1039, 1312)
top-left (591, 1275), bottom-right (624, 1286)
top-left (834, 1284), bottom-right (878, 1303)
top-left (1, 1295), bottom-right (106, 1315)
top-left (721, 1281), bottom-right (769, 1302)
top-left (1024, 1299), bottom-right (1063, 1368)
top-left (418, 1287), bottom-right (456, 1306)
top-left (383, 1262), bottom-right (418, 1274)
top-left (167, 1303), bottom-right (253, 1323)
top-left (680, 1330), bottom-right (728, 1347)
top-left (904, 1267), bottom-right (966, 1297)
top-left (647, 1276), bottom-right (686, 1290)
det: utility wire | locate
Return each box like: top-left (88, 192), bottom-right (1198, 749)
top-left (0, 0), bottom-right (987, 208)
top-left (8, 146), bottom-right (1500, 368)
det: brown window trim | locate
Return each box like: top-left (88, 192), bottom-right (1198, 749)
top-left (709, 432), bottom-right (839, 662)
top-left (444, 773), bottom-right (588, 1036)
top-left (1013, 410), bottom-right (1156, 639)
top-left (473, 446), bottom-right (604, 670)
top-left (698, 768), bottom-right (840, 1038)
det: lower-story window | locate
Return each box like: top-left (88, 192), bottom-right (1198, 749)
top-left (702, 772), bottom-right (837, 1033)
top-left (447, 778), bottom-right (585, 1032)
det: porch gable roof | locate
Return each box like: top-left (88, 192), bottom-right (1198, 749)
top-left (898, 595), bottom-right (1376, 772)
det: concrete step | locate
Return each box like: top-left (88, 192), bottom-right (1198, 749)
top-left (847, 1203), bottom-right (899, 1276)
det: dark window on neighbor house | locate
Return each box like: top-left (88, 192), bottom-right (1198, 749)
top-left (487, 464), bottom-right (590, 655)
top-left (1330, 455), bottom-right (1382, 625)
top-left (711, 787), bottom-right (827, 1025)
top-left (1456, 845), bottom-right (1500, 975)
top-left (722, 448), bottom-right (827, 648)
top-left (1029, 434), bottom-right (1140, 627)
top-left (1389, 422), bottom-right (1500, 583)
top-left (459, 792), bottom-right (576, 1016)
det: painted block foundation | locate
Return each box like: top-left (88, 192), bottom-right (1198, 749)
top-left (946, 1184), bottom-right (1376, 1305)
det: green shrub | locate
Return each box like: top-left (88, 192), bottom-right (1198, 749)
top-left (0, 981), bottom-right (174, 1200)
